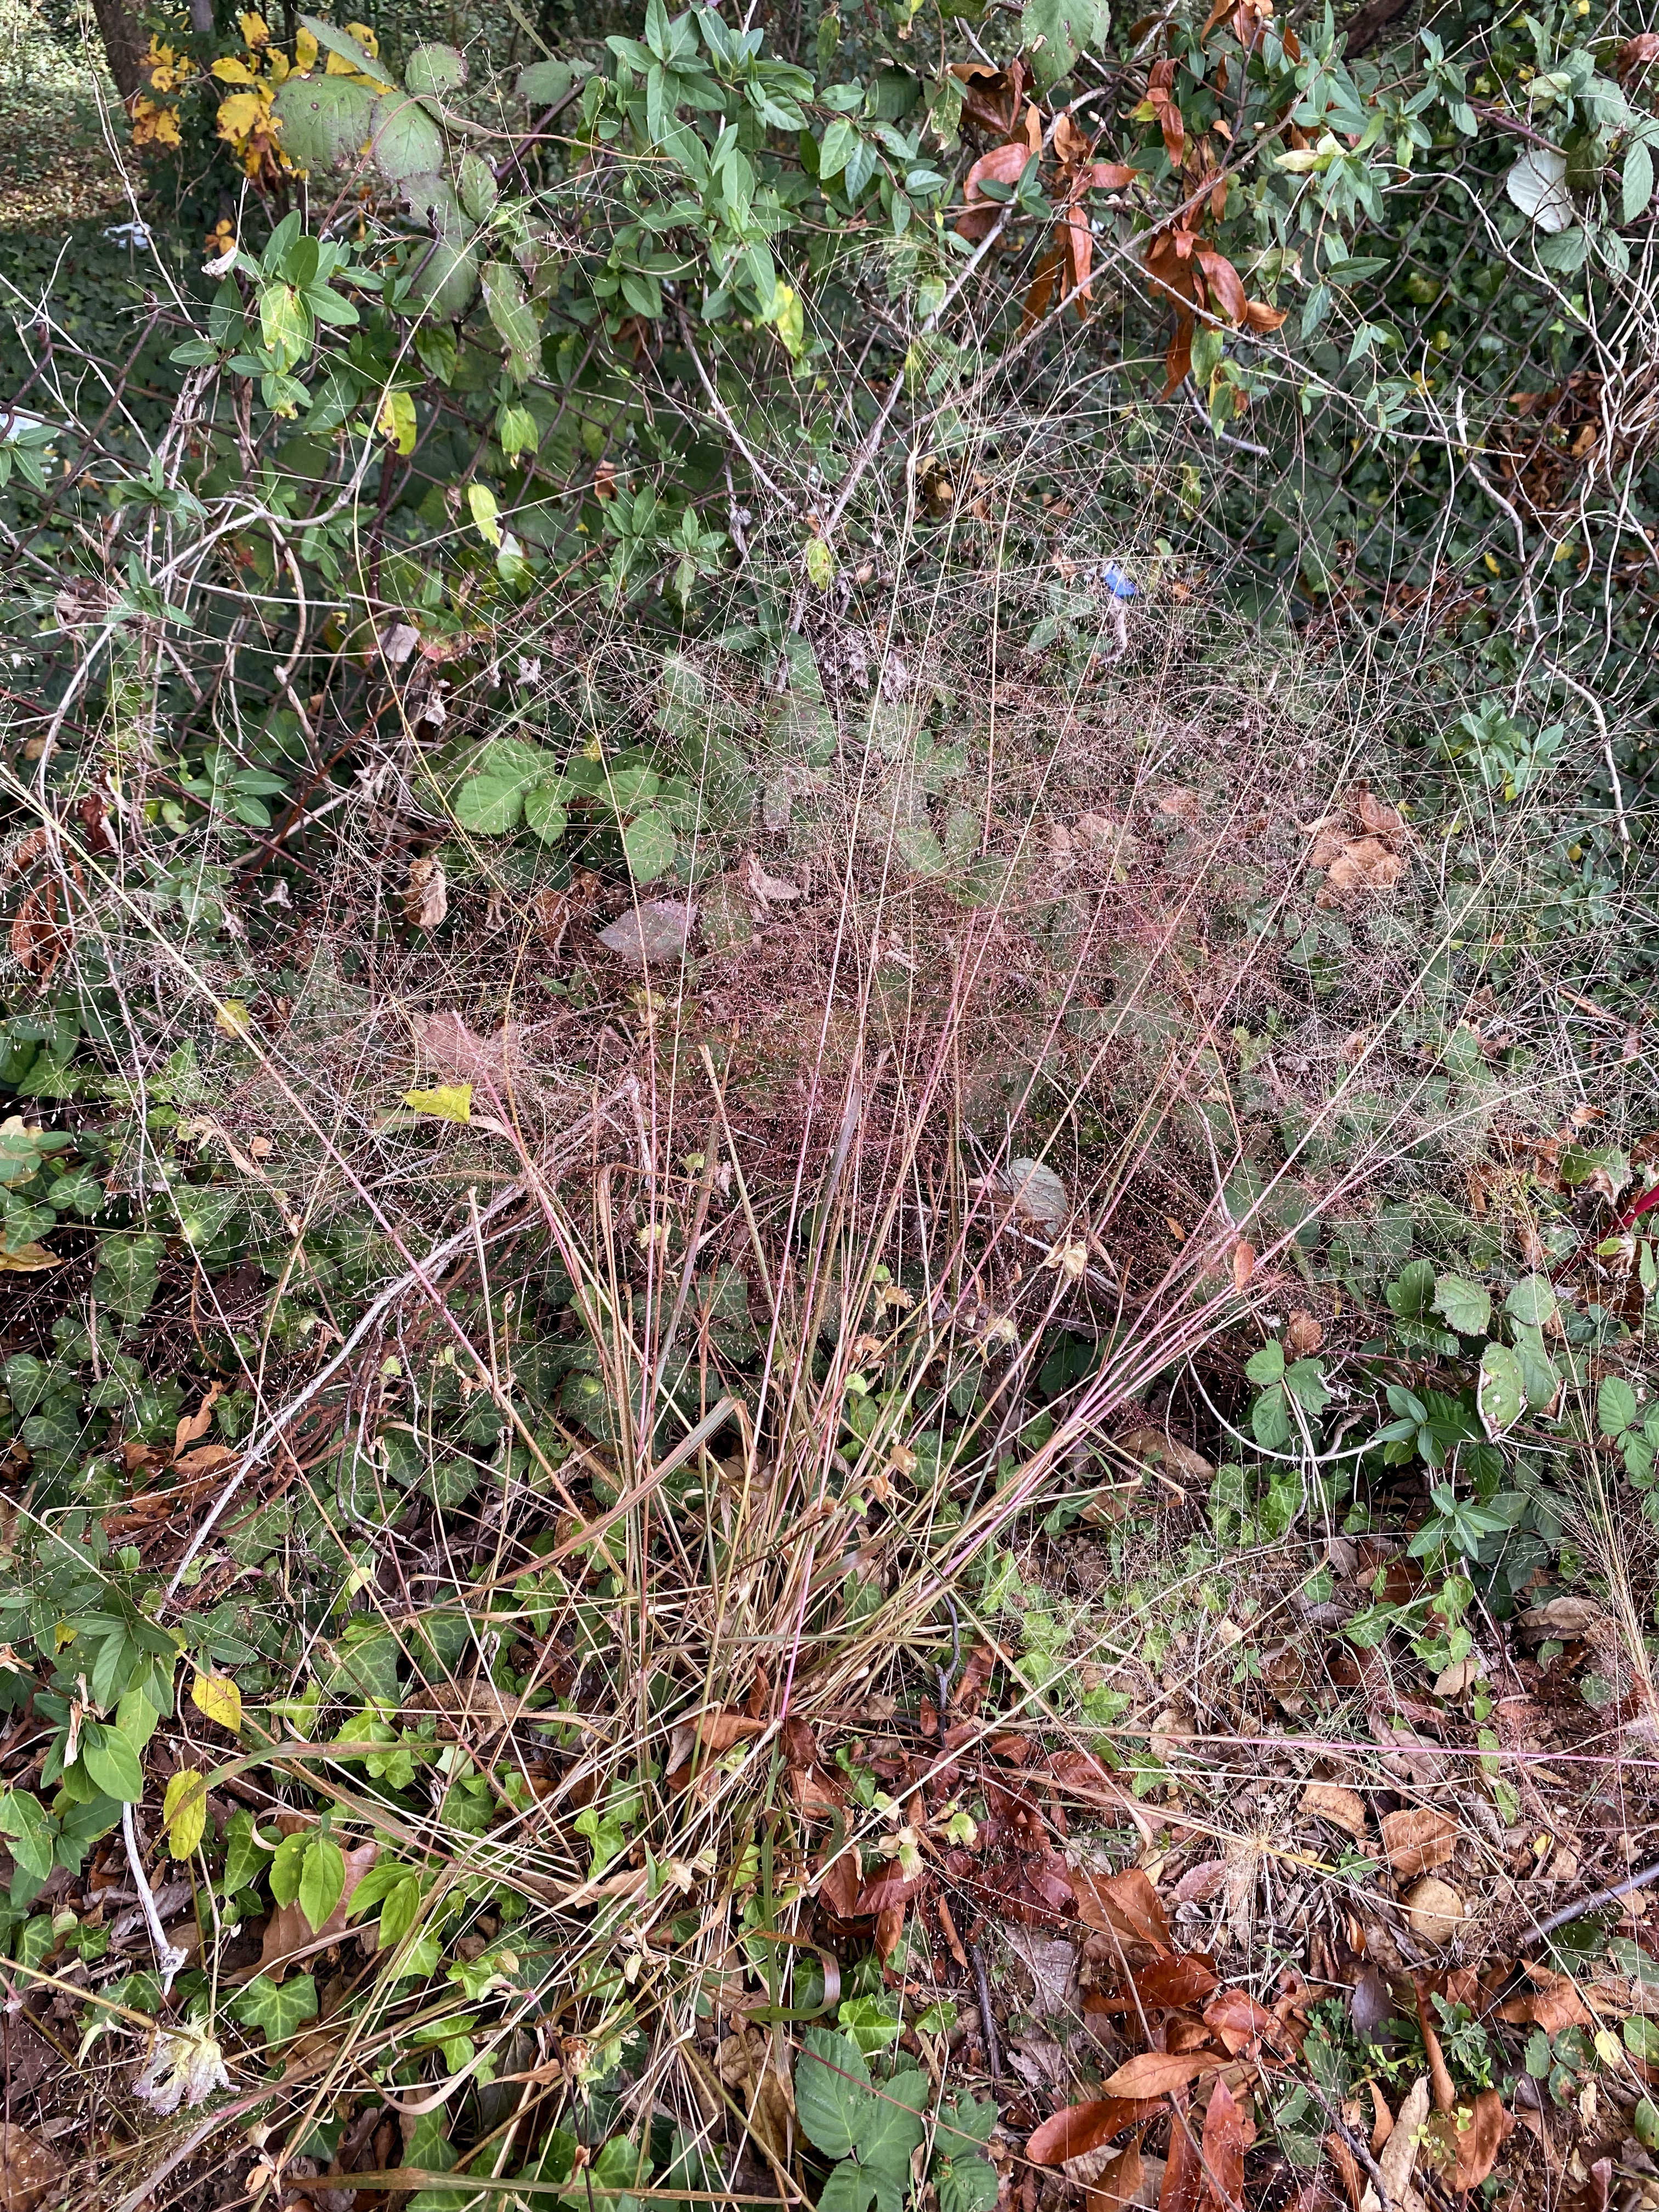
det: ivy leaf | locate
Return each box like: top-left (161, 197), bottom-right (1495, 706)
top-left (1431, 1274), bottom-right (1491, 1337)
top-left (228, 1970), bottom-right (318, 2046)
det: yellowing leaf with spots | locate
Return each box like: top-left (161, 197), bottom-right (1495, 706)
top-left (403, 1083), bottom-right (472, 1123)
top-left (191, 1670), bottom-right (242, 1733)
top-left (377, 389), bottom-right (417, 455)
top-left (163, 1767), bottom-right (210, 1858)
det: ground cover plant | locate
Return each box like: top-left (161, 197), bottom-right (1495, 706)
top-left (0, 0), bottom-right (1657, 2206)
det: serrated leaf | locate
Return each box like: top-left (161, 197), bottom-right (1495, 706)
top-left (190, 1669), bottom-right (242, 1733)
top-left (372, 94), bottom-right (446, 183)
top-left (622, 808), bottom-right (677, 883)
top-left (298, 14), bottom-right (393, 83)
top-left (1244, 1341), bottom-right (1284, 1386)
top-left (1477, 1341), bottom-right (1524, 1435)
top-left (405, 41), bottom-right (466, 97)
top-left (523, 785), bottom-right (568, 843)
top-left (163, 1768), bottom-right (209, 1859)
top-left (1432, 1274), bottom-right (1491, 1337)
top-left (1600, 1377), bottom-right (1639, 1438)
top-left (272, 74), bottom-right (377, 171)
top-left (519, 57), bottom-right (574, 105)
top-left (229, 1970), bottom-right (318, 2045)
top-left (299, 1832), bottom-right (346, 1932)
top-left (1506, 1274), bottom-right (1558, 1328)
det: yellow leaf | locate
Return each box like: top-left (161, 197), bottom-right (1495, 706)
top-left (467, 483), bottom-right (501, 547)
top-left (239, 10), bottom-right (270, 45)
top-left (211, 54), bottom-right (257, 82)
top-left (214, 998), bottom-right (252, 1039)
top-left (295, 25), bottom-right (318, 70)
top-left (1595, 2028), bottom-right (1623, 2068)
top-left (403, 1083), bottom-right (472, 1124)
top-left (345, 18), bottom-right (379, 53)
top-left (191, 1670), bottom-right (242, 1733)
top-left (377, 389), bottom-right (417, 455)
top-left (163, 1768), bottom-right (210, 1859)
top-left (216, 91), bottom-right (264, 144)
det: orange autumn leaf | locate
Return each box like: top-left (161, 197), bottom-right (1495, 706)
top-left (1101, 2050), bottom-right (1222, 2098)
top-left (1026, 2097), bottom-right (1166, 2165)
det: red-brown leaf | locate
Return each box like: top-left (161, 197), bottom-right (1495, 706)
top-left (1244, 297), bottom-right (1288, 332)
top-left (1026, 2097), bottom-right (1167, 2165)
top-left (1102, 2051), bottom-right (1223, 2098)
top-left (1084, 161), bottom-right (1139, 189)
top-left (1159, 2093), bottom-right (1205, 2211)
top-left (1427, 2089), bottom-right (1511, 2193)
top-left (1202, 1988), bottom-right (1278, 2055)
top-left (1071, 1866), bottom-right (1172, 1953)
top-left (1172, 1860), bottom-right (1228, 1905)
top-left (963, 140), bottom-right (1033, 201)
top-left (1085, 2133), bottom-right (1145, 2212)
top-left (1139, 1953), bottom-right (1220, 2008)
top-left (1200, 2076), bottom-right (1246, 2209)
top-left (1197, 249), bottom-right (1246, 324)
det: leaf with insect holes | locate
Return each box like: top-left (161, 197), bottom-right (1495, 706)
top-left (191, 1671), bottom-right (241, 1733)
top-left (1477, 1342), bottom-right (1524, 1435)
top-left (228, 1970), bottom-right (318, 2046)
top-left (1431, 1274), bottom-right (1491, 1338)
top-left (1022, 0), bottom-right (1111, 92)
top-left (403, 1083), bottom-right (472, 1123)
top-left (163, 1768), bottom-right (209, 1859)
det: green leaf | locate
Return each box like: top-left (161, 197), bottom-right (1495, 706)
top-left (1431, 1274), bottom-right (1491, 1337)
top-left (221, 1809), bottom-right (270, 1895)
top-left (458, 150), bottom-right (498, 223)
top-left (0, 1788), bottom-right (57, 1882)
top-left (1626, 2015), bottom-right (1659, 2064)
top-left (1624, 137), bottom-right (1654, 225)
top-left (1599, 1377), bottom-right (1639, 1438)
top-left (405, 41), bottom-right (467, 98)
top-left (81, 1723), bottom-right (144, 1804)
top-left (299, 1832), bottom-right (346, 1931)
top-left (1022, 0), bottom-right (1110, 91)
top-left (229, 1970), bottom-right (319, 2046)
top-left (298, 14), bottom-right (394, 83)
top-left (93, 1234), bottom-right (163, 1321)
top-left (1509, 1322), bottom-right (1561, 1412)
top-left (1251, 1383), bottom-right (1291, 1450)
top-left (795, 2027), bottom-right (869, 2160)
top-left (270, 1829), bottom-right (309, 1907)
top-left (452, 738), bottom-right (556, 833)
top-left (1477, 1341), bottom-right (1524, 1435)
top-left (1385, 1259), bottom-right (1435, 1320)
top-left (1244, 1340), bottom-right (1285, 1386)
top-left (518, 58), bottom-right (575, 105)
top-left (372, 94), bottom-right (447, 183)
top-left (1284, 1358), bottom-right (1330, 1415)
top-left (936, 2153), bottom-right (999, 2212)
top-left (622, 808), bottom-right (677, 883)
top-left (523, 785), bottom-right (569, 843)
top-left (1506, 1274), bottom-right (1558, 1328)
top-left (379, 1873), bottom-right (424, 1948)
top-left (482, 262), bottom-right (540, 382)
top-left (272, 75), bottom-right (379, 171)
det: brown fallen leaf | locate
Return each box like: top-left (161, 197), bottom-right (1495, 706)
top-left (1380, 1807), bottom-right (1458, 1877)
top-left (1200, 2076), bottom-right (1246, 2209)
top-left (257, 1835), bottom-right (379, 1980)
top-left (1026, 2097), bottom-right (1166, 2165)
top-left (1203, 1988), bottom-right (1279, 2056)
top-left (1518, 1596), bottom-right (1607, 1637)
top-left (1375, 2075), bottom-right (1431, 2212)
top-left (1324, 2131), bottom-right (1363, 2212)
top-left (403, 854), bottom-right (448, 929)
top-left (1071, 1866), bottom-right (1172, 1953)
top-left (0, 2125), bottom-right (65, 2212)
top-left (1101, 2050), bottom-right (1223, 2099)
top-left (1084, 2133), bottom-right (1145, 2212)
top-left (1285, 1309), bottom-right (1325, 1356)
top-left (1498, 1971), bottom-right (1592, 2033)
top-left (1158, 2090), bottom-right (1205, 2211)
top-left (1318, 836), bottom-right (1406, 906)
top-left (1301, 1781), bottom-right (1369, 1843)
top-left (10, 882), bottom-right (70, 977)
top-left (1116, 1424), bottom-right (1214, 1484)
top-left (1369, 2081), bottom-right (1393, 2153)
top-left (1426, 2087), bottom-right (1511, 2194)
top-left (697, 1708), bottom-right (767, 1752)
top-left (1172, 1860), bottom-right (1228, 1905)
top-left (172, 1382), bottom-right (222, 1459)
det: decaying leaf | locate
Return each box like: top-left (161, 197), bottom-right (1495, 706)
top-left (403, 854), bottom-right (448, 928)
top-left (597, 898), bottom-right (697, 964)
top-left (0, 2125), bottom-right (66, 2212)
top-left (1301, 1781), bottom-right (1369, 1842)
top-left (9, 882), bottom-right (70, 977)
top-left (1116, 1425), bottom-right (1214, 1484)
top-left (1083, 2133), bottom-right (1145, 2212)
top-left (1429, 2090), bottom-right (1510, 2194)
top-left (1001, 1155), bottom-right (1070, 1233)
top-left (1498, 1970), bottom-right (1593, 2032)
top-left (1172, 1860), bottom-right (1228, 1905)
top-left (1379, 1807), bottom-right (1458, 1877)
top-left (1200, 2076), bottom-right (1246, 2209)
top-left (1071, 1865), bottom-right (1172, 1953)
top-left (1366, 2074), bottom-right (1430, 2212)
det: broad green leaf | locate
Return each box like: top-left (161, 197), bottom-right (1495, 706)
top-left (466, 482), bottom-right (501, 546)
top-left (936, 2153), bottom-right (999, 2212)
top-left (272, 74), bottom-right (378, 171)
top-left (819, 2165), bottom-right (877, 2212)
top-left (1509, 1322), bottom-right (1561, 1412)
top-left (299, 1832), bottom-right (346, 1931)
top-left (1251, 1383), bottom-right (1291, 1450)
top-left (229, 1970), bottom-right (318, 2045)
top-left (270, 1829), bottom-right (309, 1906)
top-left (298, 13), bottom-right (393, 82)
top-left (1431, 1274), bottom-right (1491, 1337)
top-left (1386, 1258), bottom-right (1435, 1320)
top-left (622, 808), bottom-right (676, 883)
top-left (163, 1768), bottom-right (209, 1859)
top-left (523, 784), bottom-right (569, 842)
top-left (1244, 1341), bottom-right (1285, 1386)
top-left (1627, 2015), bottom-right (1659, 2064)
top-left (81, 1723), bottom-right (144, 1804)
top-left (404, 1084), bottom-right (472, 1122)
top-left (0, 1788), bottom-right (56, 1881)
top-left (405, 41), bottom-right (467, 97)
top-left (1506, 1274), bottom-right (1558, 1328)
top-left (518, 57), bottom-right (575, 105)
top-left (371, 94), bottom-right (446, 182)
top-left (795, 2027), bottom-right (869, 2160)
top-left (1599, 1377), bottom-right (1639, 1438)
top-left (379, 1873), bottom-right (424, 1947)
top-left (482, 261), bottom-right (540, 381)
top-left (1284, 1358), bottom-right (1330, 1415)
top-left (1477, 1341), bottom-right (1523, 1435)
top-left (1624, 137), bottom-right (1653, 225)
top-left (458, 150), bottom-right (498, 222)
top-left (1022, 0), bottom-right (1110, 91)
